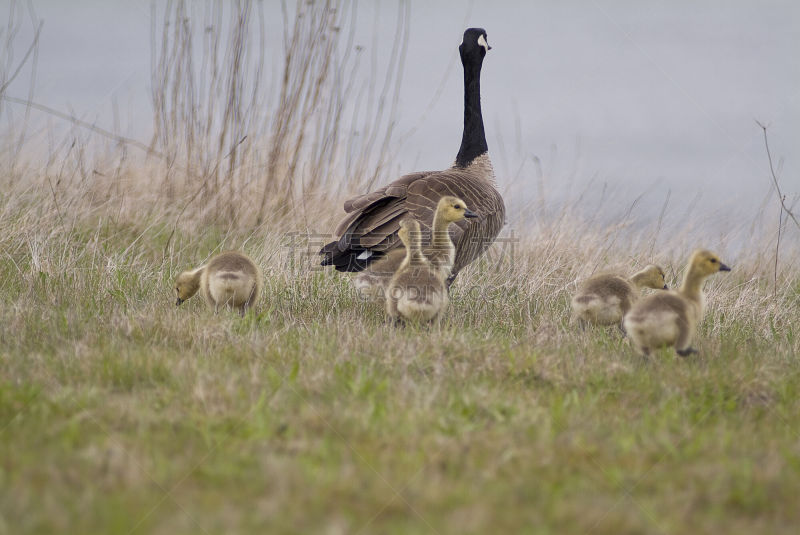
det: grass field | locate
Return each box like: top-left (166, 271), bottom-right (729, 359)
top-left (1, 185), bottom-right (799, 534)
top-left (1, 2), bottom-right (799, 532)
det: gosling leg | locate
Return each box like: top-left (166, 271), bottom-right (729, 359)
top-left (617, 321), bottom-right (627, 337)
top-left (675, 325), bottom-right (696, 357)
top-left (635, 345), bottom-right (651, 358)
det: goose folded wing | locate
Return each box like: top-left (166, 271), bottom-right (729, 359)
top-left (344, 172), bottom-right (467, 253)
top-left (320, 172), bottom-right (436, 268)
top-left (341, 171), bottom-right (433, 215)
top-left (335, 170), bottom-right (485, 258)
top-left (319, 196), bottom-right (405, 270)
top-left (318, 168), bottom-right (501, 269)
top-left (338, 197), bottom-right (407, 251)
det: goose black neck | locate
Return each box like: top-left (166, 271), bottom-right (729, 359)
top-left (455, 59), bottom-right (487, 168)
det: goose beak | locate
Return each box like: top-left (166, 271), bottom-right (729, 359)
top-left (176, 297), bottom-right (183, 306)
top-left (719, 263), bottom-right (731, 272)
top-left (464, 209), bottom-right (479, 219)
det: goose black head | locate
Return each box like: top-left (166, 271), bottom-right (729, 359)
top-left (460, 28), bottom-right (490, 65)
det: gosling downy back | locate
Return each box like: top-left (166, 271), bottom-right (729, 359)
top-left (175, 251), bottom-right (262, 316)
top-left (200, 251), bottom-right (263, 316)
top-left (571, 264), bottom-right (667, 326)
top-left (624, 250), bottom-right (730, 356)
top-left (386, 219), bottom-right (448, 323)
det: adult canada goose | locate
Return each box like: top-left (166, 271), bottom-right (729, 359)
top-left (623, 250), bottom-right (730, 356)
top-left (571, 264), bottom-right (668, 328)
top-left (174, 251), bottom-right (262, 317)
top-left (354, 196), bottom-right (477, 299)
top-left (386, 218), bottom-right (448, 323)
top-left (319, 28), bottom-right (505, 284)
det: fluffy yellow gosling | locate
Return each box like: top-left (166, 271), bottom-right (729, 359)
top-left (174, 251), bottom-right (262, 316)
top-left (385, 219), bottom-right (448, 323)
top-left (571, 264), bottom-right (667, 327)
top-left (624, 249), bottom-right (730, 356)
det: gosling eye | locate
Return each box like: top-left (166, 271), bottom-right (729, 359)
top-left (710, 258), bottom-right (717, 264)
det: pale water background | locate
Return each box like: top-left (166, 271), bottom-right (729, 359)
top-left (4, 0), bottom-right (799, 252)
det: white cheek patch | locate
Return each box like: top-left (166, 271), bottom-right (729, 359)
top-left (477, 34), bottom-right (489, 51)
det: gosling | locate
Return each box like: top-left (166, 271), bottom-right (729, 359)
top-left (355, 196), bottom-right (477, 300)
top-left (174, 251), bottom-right (262, 316)
top-left (571, 264), bottom-right (668, 328)
top-left (386, 218), bottom-right (448, 323)
top-left (623, 249), bottom-right (730, 356)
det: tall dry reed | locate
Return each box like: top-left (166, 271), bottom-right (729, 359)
top-left (148, 0), bottom-right (410, 228)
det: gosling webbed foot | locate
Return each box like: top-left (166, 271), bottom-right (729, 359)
top-left (676, 347), bottom-right (698, 357)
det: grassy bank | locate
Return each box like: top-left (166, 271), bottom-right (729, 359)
top-left (1, 1), bottom-right (798, 532)
top-left (1, 192), bottom-right (798, 534)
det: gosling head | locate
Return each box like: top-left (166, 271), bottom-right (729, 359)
top-left (633, 264), bottom-right (669, 290)
top-left (174, 270), bottom-right (201, 306)
top-left (689, 249), bottom-right (731, 277)
top-left (436, 196), bottom-right (478, 223)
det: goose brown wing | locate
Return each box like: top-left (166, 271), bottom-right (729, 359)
top-left (340, 172), bottom-right (430, 216)
top-left (320, 172), bottom-right (434, 271)
top-left (320, 167), bottom-right (504, 273)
